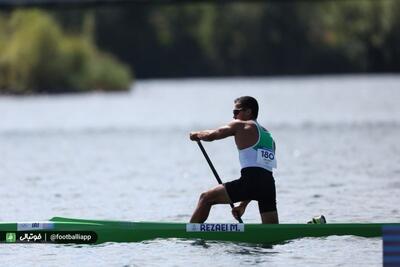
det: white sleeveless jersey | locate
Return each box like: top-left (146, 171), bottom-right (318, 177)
top-left (238, 121), bottom-right (277, 172)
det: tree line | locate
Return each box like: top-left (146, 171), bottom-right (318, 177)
top-left (1, 1), bottom-right (399, 93)
top-left (91, 0), bottom-right (400, 78)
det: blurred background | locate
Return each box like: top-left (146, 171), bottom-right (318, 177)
top-left (0, 0), bottom-right (399, 94)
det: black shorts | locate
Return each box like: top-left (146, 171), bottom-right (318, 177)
top-left (224, 167), bottom-right (277, 213)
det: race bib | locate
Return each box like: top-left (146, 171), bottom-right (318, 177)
top-left (256, 148), bottom-right (276, 168)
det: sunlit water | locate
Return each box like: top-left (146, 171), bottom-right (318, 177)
top-left (0, 75), bottom-right (399, 266)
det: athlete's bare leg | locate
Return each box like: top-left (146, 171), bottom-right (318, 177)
top-left (190, 184), bottom-right (231, 223)
top-left (260, 211), bottom-right (279, 224)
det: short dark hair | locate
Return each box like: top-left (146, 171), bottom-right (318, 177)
top-left (234, 96), bottom-right (259, 119)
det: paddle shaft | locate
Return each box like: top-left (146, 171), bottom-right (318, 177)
top-left (196, 141), bottom-right (243, 223)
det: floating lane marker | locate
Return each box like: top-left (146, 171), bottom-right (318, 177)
top-left (383, 225), bottom-right (400, 267)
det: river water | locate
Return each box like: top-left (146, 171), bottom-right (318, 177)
top-left (0, 75), bottom-right (399, 266)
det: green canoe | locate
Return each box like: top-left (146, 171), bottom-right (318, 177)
top-left (0, 217), bottom-right (398, 245)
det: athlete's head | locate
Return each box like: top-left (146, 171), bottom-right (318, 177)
top-left (234, 96), bottom-right (259, 120)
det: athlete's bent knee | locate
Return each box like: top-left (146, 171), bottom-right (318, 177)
top-left (198, 191), bottom-right (215, 206)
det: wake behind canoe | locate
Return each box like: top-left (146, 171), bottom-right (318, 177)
top-left (0, 217), bottom-right (398, 245)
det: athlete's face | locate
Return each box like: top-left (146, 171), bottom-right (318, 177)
top-left (233, 103), bottom-right (250, 120)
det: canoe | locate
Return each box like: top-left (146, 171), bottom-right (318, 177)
top-left (0, 217), bottom-right (398, 245)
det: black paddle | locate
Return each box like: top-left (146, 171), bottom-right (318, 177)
top-left (196, 140), bottom-right (243, 223)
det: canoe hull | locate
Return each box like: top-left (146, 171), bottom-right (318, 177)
top-left (0, 217), bottom-right (398, 245)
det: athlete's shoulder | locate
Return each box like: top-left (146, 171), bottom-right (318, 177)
top-left (228, 119), bottom-right (250, 126)
top-left (228, 119), bottom-right (256, 130)
top-left (253, 120), bottom-right (269, 132)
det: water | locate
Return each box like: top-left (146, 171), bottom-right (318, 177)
top-left (0, 75), bottom-right (399, 266)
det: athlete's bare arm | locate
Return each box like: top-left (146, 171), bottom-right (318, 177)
top-left (189, 120), bottom-right (242, 142)
top-left (190, 120), bottom-right (259, 150)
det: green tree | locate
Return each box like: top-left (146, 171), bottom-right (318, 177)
top-left (0, 9), bottom-right (133, 94)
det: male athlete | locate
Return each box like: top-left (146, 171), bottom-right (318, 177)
top-left (189, 96), bottom-right (278, 224)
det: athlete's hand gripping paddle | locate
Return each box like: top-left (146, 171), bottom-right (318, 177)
top-left (196, 141), bottom-right (244, 223)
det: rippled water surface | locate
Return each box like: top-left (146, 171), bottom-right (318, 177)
top-left (1, 75), bottom-right (399, 266)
